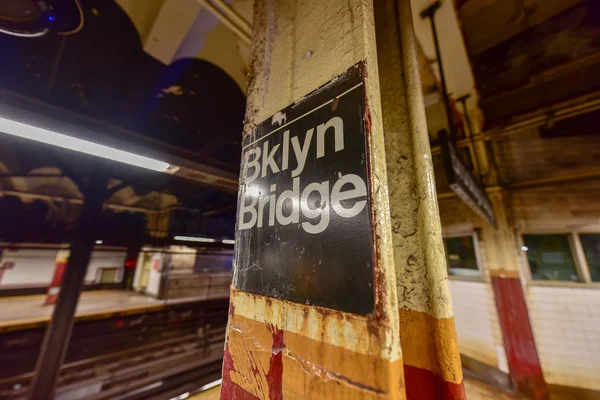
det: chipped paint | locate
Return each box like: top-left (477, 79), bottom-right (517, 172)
top-left (266, 325), bottom-right (284, 400)
top-left (224, 0), bottom-right (404, 398)
top-left (224, 292), bottom-right (405, 399)
top-left (374, 0), bottom-right (465, 398)
top-left (270, 111), bottom-right (286, 126)
top-left (482, 191), bottom-right (549, 399)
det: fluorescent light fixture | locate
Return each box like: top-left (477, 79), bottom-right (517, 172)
top-left (95, 240), bottom-right (103, 245)
top-left (198, 379), bottom-right (222, 392)
top-left (0, 117), bottom-right (171, 172)
top-left (222, 239), bottom-right (235, 244)
top-left (0, 27), bottom-right (49, 38)
top-left (174, 236), bottom-right (216, 243)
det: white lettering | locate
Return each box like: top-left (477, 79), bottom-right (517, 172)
top-left (261, 141), bottom-right (280, 178)
top-left (317, 116), bottom-right (344, 159)
top-left (331, 174), bottom-right (367, 218)
top-left (275, 177), bottom-right (300, 225)
top-left (291, 129), bottom-right (313, 177)
top-left (269, 184), bottom-right (277, 226)
top-left (243, 147), bottom-right (261, 183)
top-left (238, 190), bottom-right (258, 230)
top-left (257, 196), bottom-right (270, 228)
top-left (300, 181), bottom-right (330, 234)
top-left (282, 130), bottom-right (290, 171)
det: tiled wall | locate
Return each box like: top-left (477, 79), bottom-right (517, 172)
top-left (0, 249), bottom-right (126, 288)
top-left (448, 279), bottom-right (504, 369)
top-left (528, 286), bottom-right (600, 390)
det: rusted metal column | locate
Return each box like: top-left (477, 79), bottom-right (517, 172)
top-left (121, 242), bottom-right (142, 290)
top-left (374, 0), bottom-right (466, 398)
top-left (44, 250), bottom-right (70, 305)
top-left (29, 183), bottom-right (106, 400)
top-left (480, 190), bottom-right (549, 399)
top-left (222, 0), bottom-right (404, 398)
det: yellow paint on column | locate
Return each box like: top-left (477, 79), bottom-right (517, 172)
top-left (399, 309), bottom-right (463, 384)
top-left (480, 191), bottom-right (521, 274)
top-left (374, 0), bottom-right (465, 396)
top-left (224, 0), bottom-right (405, 397)
top-left (226, 291), bottom-right (406, 399)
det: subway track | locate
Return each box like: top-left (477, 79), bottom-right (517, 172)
top-left (0, 298), bottom-right (229, 400)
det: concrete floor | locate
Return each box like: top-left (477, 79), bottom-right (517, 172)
top-left (0, 290), bottom-right (162, 326)
top-left (464, 376), bottom-right (521, 400)
top-left (188, 376), bottom-right (521, 399)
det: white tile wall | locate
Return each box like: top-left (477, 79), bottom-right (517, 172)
top-left (0, 249), bottom-right (126, 288)
top-left (528, 286), bottom-right (600, 390)
top-left (449, 279), bottom-right (502, 368)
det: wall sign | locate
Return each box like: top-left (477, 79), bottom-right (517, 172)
top-left (233, 64), bottom-right (375, 315)
top-left (439, 129), bottom-right (496, 226)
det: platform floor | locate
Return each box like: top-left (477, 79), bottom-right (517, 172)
top-left (0, 290), bottom-right (162, 327)
top-left (188, 376), bottom-right (522, 399)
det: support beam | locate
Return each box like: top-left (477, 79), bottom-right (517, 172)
top-left (121, 242), bottom-right (142, 290)
top-left (222, 0), bottom-right (403, 398)
top-left (375, 0), bottom-right (465, 397)
top-left (28, 180), bottom-right (107, 400)
top-left (197, 0), bottom-right (251, 44)
top-left (481, 191), bottom-right (549, 399)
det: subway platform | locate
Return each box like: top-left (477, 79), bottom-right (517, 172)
top-left (0, 291), bottom-right (159, 323)
top-left (0, 288), bottom-right (228, 333)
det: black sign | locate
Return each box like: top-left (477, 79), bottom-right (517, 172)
top-left (439, 130), bottom-right (496, 226)
top-left (233, 64), bottom-right (374, 315)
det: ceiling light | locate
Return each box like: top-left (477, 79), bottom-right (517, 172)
top-left (222, 239), bottom-right (235, 244)
top-left (0, 117), bottom-right (171, 172)
top-left (0, 27), bottom-right (48, 38)
top-left (521, 246), bottom-right (528, 251)
top-left (174, 236), bottom-right (216, 243)
top-left (95, 240), bottom-right (103, 245)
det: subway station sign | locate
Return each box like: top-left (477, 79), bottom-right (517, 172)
top-left (233, 64), bottom-right (375, 315)
top-left (439, 129), bottom-right (496, 226)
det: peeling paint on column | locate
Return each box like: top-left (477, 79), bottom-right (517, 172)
top-left (374, 0), bottom-right (465, 398)
top-left (223, 0), bottom-right (404, 398)
top-left (223, 290), bottom-right (404, 399)
top-left (484, 191), bottom-right (549, 400)
top-left (266, 325), bottom-right (284, 400)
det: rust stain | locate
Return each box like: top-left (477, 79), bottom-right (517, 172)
top-left (227, 294), bottom-right (406, 399)
top-left (230, 289), bottom-right (382, 358)
top-left (360, 60), bottom-right (387, 325)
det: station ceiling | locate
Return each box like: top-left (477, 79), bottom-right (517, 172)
top-left (1, 0), bottom-right (598, 224)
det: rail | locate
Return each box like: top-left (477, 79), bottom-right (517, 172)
top-left (0, 297), bottom-right (229, 399)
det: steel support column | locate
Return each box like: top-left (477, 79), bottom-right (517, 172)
top-left (29, 181), bottom-right (107, 400)
top-left (374, 0), bottom-right (466, 397)
top-left (222, 0), bottom-right (404, 398)
top-left (481, 191), bottom-right (549, 399)
top-left (121, 242), bottom-right (142, 290)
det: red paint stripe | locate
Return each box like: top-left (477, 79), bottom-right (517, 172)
top-left (221, 344), bottom-right (260, 400)
top-left (266, 326), bottom-right (284, 400)
top-left (492, 276), bottom-right (549, 400)
top-left (404, 364), bottom-right (465, 400)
